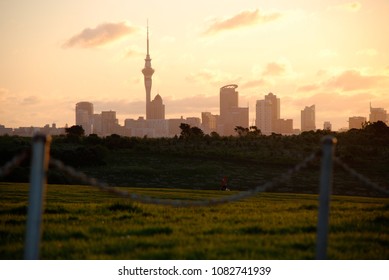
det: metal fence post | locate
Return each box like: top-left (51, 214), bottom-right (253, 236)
top-left (24, 134), bottom-right (51, 260)
top-left (316, 135), bottom-right (337, 260)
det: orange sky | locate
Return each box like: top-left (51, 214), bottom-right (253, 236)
top-left (1, 0), bottom-right (388, 130)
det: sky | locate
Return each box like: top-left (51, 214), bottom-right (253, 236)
top-left (1, 0), bottom-right (389, 131)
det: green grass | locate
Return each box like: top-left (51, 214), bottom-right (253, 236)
top-left (0, 182), bottom-right (388, 259)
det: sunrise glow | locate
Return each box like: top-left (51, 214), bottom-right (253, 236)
top-left (1, 0), bottom-right (388, 131)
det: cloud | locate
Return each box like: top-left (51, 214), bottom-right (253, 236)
top-left (166, 95), bottom-right (219, 114)
top-left (203, 9), bottom-right (282, 35)
top-left (325, 70), bottom-right (388, 91)
top-left (21, 95), bottom-right (40, 105)
top-left (186, 68), bottom-right (240, 86)
top-left (63, 22), bottom-right (138, 48)
top-left (297, 84), bottom-right (321, 92)
top-left (260, 59), bottom-right (297, 79)
top-left (295, 69), bottom-right (389, 94)
top-left (240, 79), bottom-right (269, 89)
top-left (291, 92), bottom-right (377, 118)
top-left (262, 62), bottom-right (288, 76)
top-left (356, 48), bottom-right (378, 56)
top-left (94, 95), bottom-right (219, 120)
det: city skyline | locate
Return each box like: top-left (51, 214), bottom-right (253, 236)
top-left (1, 1), bottom-right (389, 130)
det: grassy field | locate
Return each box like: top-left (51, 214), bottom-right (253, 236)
top-left (0, 182), bottom-right (388, 260)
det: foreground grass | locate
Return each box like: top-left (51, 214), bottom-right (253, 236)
top-left (0, 182), bottom-right (388, 259)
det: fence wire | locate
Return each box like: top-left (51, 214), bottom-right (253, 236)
top-left (49, 150), bottom-right (320, 207)
top-left (0, 150), bottom-right (29, 178)
top-left (1, 146), bottom-right (388, 205)
top-left (334, 157), bottom-right (389, 196)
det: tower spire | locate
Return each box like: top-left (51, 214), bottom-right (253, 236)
top-left (147, 19), bottom-right (149, 57)
top-left (142, 20), bottom-right (154, 120)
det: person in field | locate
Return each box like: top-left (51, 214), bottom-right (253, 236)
top-left (220, 176), bottom-right (230, 191)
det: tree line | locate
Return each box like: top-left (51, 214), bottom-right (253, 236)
top-left (1, 121), bottom-right (388, 185)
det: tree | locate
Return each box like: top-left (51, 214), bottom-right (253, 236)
top-left (65, 125), bottom-right (84, 137)
top-left (190, 126), bottom-right (205, 138)
top-left (234, 126), bottom-right (261, 137)
top-left (179, 123), bottom-right (191, 139)
top-left (363, 121), bottom-right (389, 135)
top-left (179, 123), bottom-right (204, 139)
top-left (235, 126), bottom-right (249, 137)
top-left (249, 126), bottom-right (261, 136)
top-left (210, 131), bottom-right (220, 139)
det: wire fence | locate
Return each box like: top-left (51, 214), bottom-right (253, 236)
top-left (49, 150), bottom-right (320, 207)
top-left (0, 135), bottom-right (388, 260)
top-left (0, 149), bottom-right (29, 178)
top-left (1, 147), bottom-right (387, 203)
top-left (334, 157), bottom-right (389, 196)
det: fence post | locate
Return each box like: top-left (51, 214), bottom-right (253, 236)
top-left (24, 134), bottom-right (51, 260)
top-left (316, 135), bottom-right (337, 260)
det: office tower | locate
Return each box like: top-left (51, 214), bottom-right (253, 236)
top-left (349, 116), bottom-right (366, 129)
top-left (219, 84), bottom-right (248, 136)
top-left (255, 92), bottom-right (280, 135)
top-left (92, 114), bottom-right (102, 135)
top-left (323, 121), bottom-right (332, 131)
top-left (101, 110), bottom-right (118, 136)
top-left (75, 102), bottom-right (93, 135)
top-left (149, 94), bottom-right (165, 119)
top-left (274, 119), bottom-right (293, 134)
top-left (301, 105), bottom-right (316, 132)
top-left (201, 112), bottom-right (219, 134)
top-left (141, 23), bottom-right (155, 120)
top-left (369, 104), bottom-right (388, 124)
top-left (220, 84), bottom-right (238, 118)
top-left (185, 117), bottom-right (201, 128)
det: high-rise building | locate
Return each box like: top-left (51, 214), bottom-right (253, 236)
top-left (369, 104), bottom-right (387, 124)
top-left (101, 110), bottom-right (118, 136)
top-left (301, 105), bottom-right (316, 132)
top-left (349, 116), bottom-right (366, 129)
top-left (185, 117), bottom-right (201, 128)
top-left (142, 23), bottom-right (155, 120)
top-left (201, 112), bottom-right (219, 134)
top-left (92, 113), bottom-right (102, 135)
top-left (75, 101), bottom-right (93, 135)
top-left (323, 121), bottom-right (332, 131)
top-left (220, 84), bottom-right (238, 118)
top-left (255, 93), bottom-right (280, 135)
top-left (219, 84), bottom-right (248, 136)
top-left (149, 94), bottom-right (165, 119)
top-left (274, 119), bottom-right (293, 135)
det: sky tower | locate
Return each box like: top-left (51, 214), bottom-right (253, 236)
top-left (142, 22), bottom-right (154, 120)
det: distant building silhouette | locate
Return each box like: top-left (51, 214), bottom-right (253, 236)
top-left (185, 117), bottom-right (201, 128)
top-left (149, 94), bottom-right (165, 120)
top-left (142, 23), bottom-right (155, 120)
top-left (369, 104), bottom-right (387, 124)
top-left (0, 125), bottom-right (13, 135)
top-left (101, 110), bottom-right (118, 136)
top-left (92, 113), bottom-right (102, 135)
top-left (75, 101), bottom-right (93, 135)
top-left (201, 112), bottom-right (219, 134)
top-left (274, 119), bottom-right (293, 135)
top-left (301, 105), bottom-right (316, 132)
top-left (349, 116), bottom-right (366, 129)
top-left (256, 93), bottom-right (280, 135)
top-left (1, 123), bottom-right (65, 137)
top-left (219, 84), bottom-right (248, 136)
top-left (323, 121), bottom-right (332, 131)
